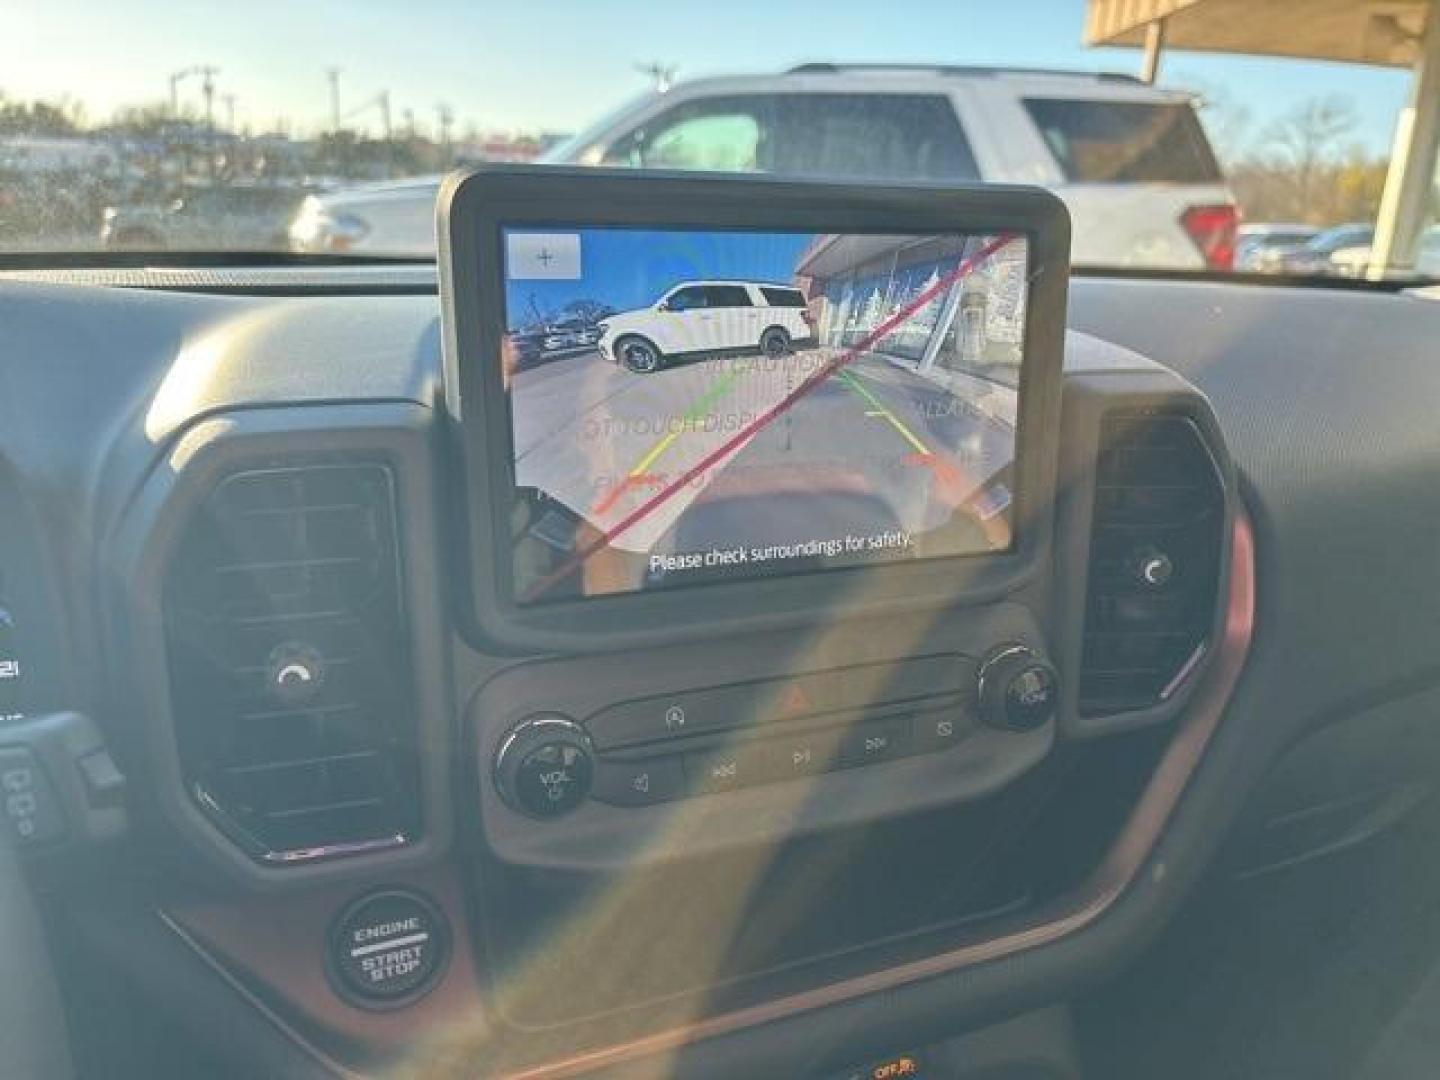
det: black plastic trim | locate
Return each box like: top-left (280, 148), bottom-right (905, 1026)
top-left (103, 404), bottom-right (455, 891)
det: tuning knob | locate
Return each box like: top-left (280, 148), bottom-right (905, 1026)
top-left (977, 645), bottom-right (1059, 732)
top-left (493, 714), bottom-right (594, 819)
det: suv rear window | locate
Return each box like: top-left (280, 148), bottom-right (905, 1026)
top-left (759, 287), bottom-right (806, 307)
top-left (702, 285), bottom-right (753, 307)
top-left (604, 94), bottom-right (980, 183)
top-left (1022, 99), bottom-right (1222, 184)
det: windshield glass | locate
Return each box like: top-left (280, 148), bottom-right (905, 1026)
top-left (4, 1), bottom-right (1435, 279)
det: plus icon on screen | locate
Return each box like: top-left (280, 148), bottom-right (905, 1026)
top-left (536, 248), bottom-right (554, 267)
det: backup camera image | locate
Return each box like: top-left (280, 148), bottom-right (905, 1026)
top-left (502, 225), bottom-right (1029, 603)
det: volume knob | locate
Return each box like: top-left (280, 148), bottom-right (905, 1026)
top-left (493, 714), bottom-right (594, 819)
top-left (977, 645), bottom-right (1059, 732)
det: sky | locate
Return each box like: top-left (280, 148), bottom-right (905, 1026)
top-left (4, 0), bottom-right (1413, 156)
top-left (503, 228), bottom-right (816, 328)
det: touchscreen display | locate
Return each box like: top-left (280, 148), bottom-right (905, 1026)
top-left (502, 227), bottom-right (1029, 604)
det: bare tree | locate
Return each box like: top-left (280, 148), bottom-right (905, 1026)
top-left (1259, 96), bottom-right (1359, 215)
top-left (0, 95), bottom-right (83, 136)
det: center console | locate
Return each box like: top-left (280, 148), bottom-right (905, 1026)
top-left (434, 169), bottom-right (1237, 1062)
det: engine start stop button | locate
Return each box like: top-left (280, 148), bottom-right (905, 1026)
top-left (328, 889), bottom-right (449, 1008)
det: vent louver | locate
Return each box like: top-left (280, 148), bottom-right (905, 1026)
top-left (164, 463), bottom-right (419, 861)
top-left (1079, 414), bottom-right (1225, 717)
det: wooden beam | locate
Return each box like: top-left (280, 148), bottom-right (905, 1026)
top-left (1141, 19), bottom-right (1168, 83)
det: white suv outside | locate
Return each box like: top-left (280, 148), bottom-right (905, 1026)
top-left (598, 281), bottom-right (814, 373)
top-left (293, 65), bottom-right (1236, 269)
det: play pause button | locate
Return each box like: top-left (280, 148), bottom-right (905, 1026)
top-left (767, 731), bottom-right (842, 778)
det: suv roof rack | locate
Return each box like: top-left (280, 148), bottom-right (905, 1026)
top-left (785, 62), bottom-right (1143, 84)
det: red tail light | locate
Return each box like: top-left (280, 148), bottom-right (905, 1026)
top-left (1181, 204), bottom-right (1239, 271)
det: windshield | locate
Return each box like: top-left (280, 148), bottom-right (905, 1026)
top-left (4, 1), bottom-right (1436, 279)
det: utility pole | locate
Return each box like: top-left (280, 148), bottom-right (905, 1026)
top-left (222, 93), bottom-right (236, 133)
top-left (343, 91), bottom-right (397, 177)
top-left (199, 65), bottom-right (219, 180)
top-left (403, 108), bottom-right (416, 140)
top-left (327, 67), bottom-right (342, 133)
top-left (379, 91), bottom-right (393, 178)
top-left (436, 102), bottom-right (454, 164)
top-left (169, 66), bottom-right (202, 117)
top-left (378, 90), bottom-right (392, 143)
top-left (634, 62), bottom-right (678, 93)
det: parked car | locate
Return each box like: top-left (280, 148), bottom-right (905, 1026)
top-left (1326, 226), bottom-right (1440, 279)
top-left (291, 65), bottom-right (1236, 269)
top-left (289, 175), bottom-right (443, 254)
top-left (101, 184), bottom-right (310, 250)
top-left (542, 316), bottom-right (604, 353)
top-left (509, 297), bottom-right (617, 366)
top-left (1257, 223), bottom-right (1375, 276)
top-left (511, 313), bottom-right (611, 367)
top-left (598, 281), bottom-right (814, 373)
top-left (1234, 222), bottom-right (1318, 272)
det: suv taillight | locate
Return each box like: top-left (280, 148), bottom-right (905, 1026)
top-left (1181, 204), bottom-right (1239, 271)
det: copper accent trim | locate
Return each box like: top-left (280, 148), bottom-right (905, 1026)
top-left (502, 512), bottom-right (1256, 1079)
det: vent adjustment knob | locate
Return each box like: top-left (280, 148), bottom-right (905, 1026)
top-left (1127, 545), bottom-right (1176, 590)
top-left (265, 641), bottom-right (326, 706)
top-left (977, 645), bottom-right (1059, 732)
top-left (494, 714), bottom-right (594, 819)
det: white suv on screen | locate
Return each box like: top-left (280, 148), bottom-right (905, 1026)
top-left (292, 65), bottom-right (1236, 270)
top-left (598, 281), bottom-right (814, 373)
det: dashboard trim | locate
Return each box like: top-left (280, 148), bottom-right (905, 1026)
top-left (157, 910), bottom-right (357, 1080)
top-left (103, 405), bottom-right (458, 889)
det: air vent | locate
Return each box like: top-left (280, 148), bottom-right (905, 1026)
top-left (1079, 413), bottom-right (1225, 717)
top-left (164, 464), bottom-right (419, 861)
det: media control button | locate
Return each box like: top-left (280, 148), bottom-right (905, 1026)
top-left (592, 756), bottom-right (685, 807)
top-left (763, 728), bottom-right (843, 780)
top-left (911, 705), bottom-right (970, 753)
top-left (839, 718), bottom-right (911, 767)
top-left (684, 744), bottom-right (774, 794)
top-left (329, 890), bottom-right (449, 1007)
top-left (588, 657), bottom-right (975, 749)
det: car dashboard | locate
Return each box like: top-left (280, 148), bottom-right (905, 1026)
top-left (2, 265), bottom-right (1439, 1079)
